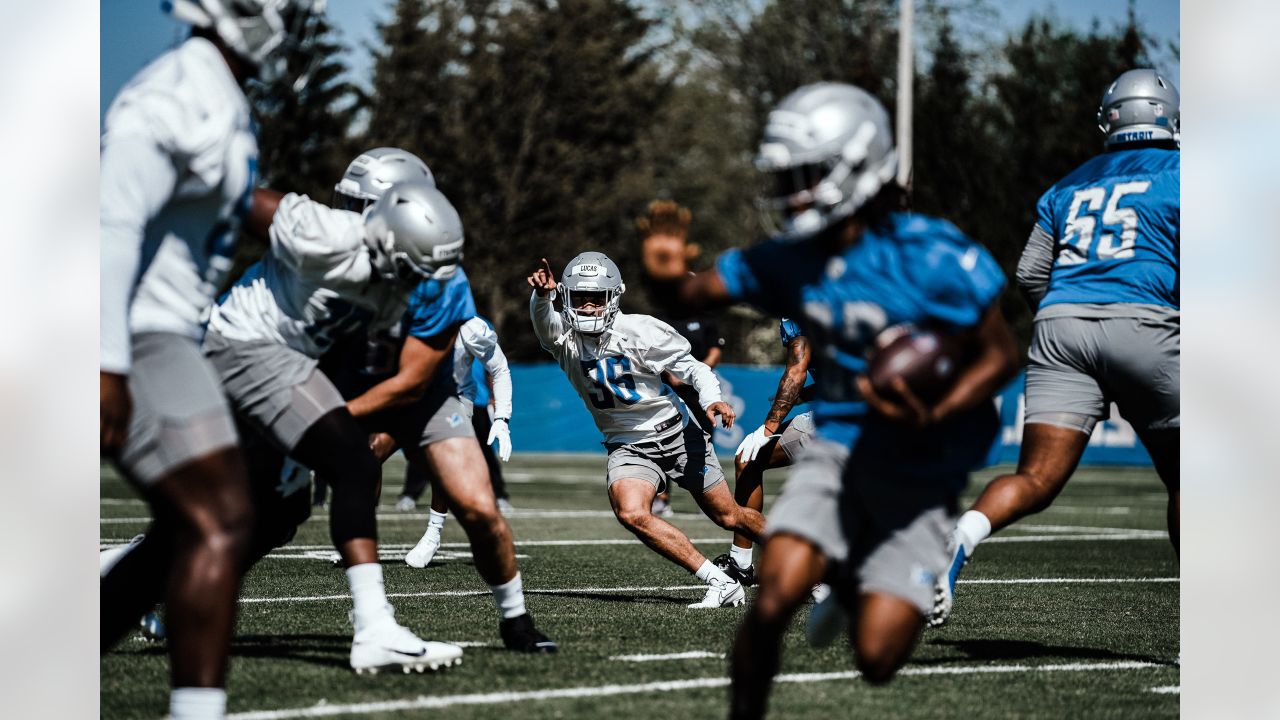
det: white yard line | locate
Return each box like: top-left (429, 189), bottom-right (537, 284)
top-left (239, 577), bottom-right (1177, 605)
top-left (226, 660), bottom-right (1170, 719)
top-left (1150, 685), bottom-right (1180, 694)
top-left (611, 651), bottom-right (725, 662)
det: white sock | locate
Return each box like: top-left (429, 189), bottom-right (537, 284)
top-left (346, 563), bottom-right (390, 629)
top-left (490, 572), bottom-right (527, 619)
top-left (428, 509), bottom-right (447, 531)
top-left (695, 559), bottom-right (731, 585)
top-left (170, 687), bottom-right (226, 719)
top-left (729, 544), bottom-right (753, 569)
top-left (956, 510), bottom-right (993, 553)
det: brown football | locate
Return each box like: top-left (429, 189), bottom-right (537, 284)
top-left (866, 327), bottom-right (964, 404)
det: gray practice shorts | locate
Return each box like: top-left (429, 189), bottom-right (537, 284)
top-left (370, 391), bottom-right (475, 450)
top-left (777, 411), bottom-right (816, 461)
top-left (204, 330), bottom-right (345, 452)
top-left (1025, 311), bottom-right (1180, 434)
top-left (606, 419), bottom-right (726, 494)
top-left (117, 332), bottom-right (240, 485)
top-left (767, 438), bottom-right (955, 614)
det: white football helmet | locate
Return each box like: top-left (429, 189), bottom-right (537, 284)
top-left (754, 82), bottom-right (897, 240)
top-left (334, 148), bottom-right (435, 214)
top-left (363, 180), bottom-right (465, 284)
top-left (165, 0), bottom-right (326, 86)
top-left (558, 252), bottom-right (625, 335)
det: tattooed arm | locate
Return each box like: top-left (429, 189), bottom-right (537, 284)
top-left (763, 334), bottom-right (811, 433)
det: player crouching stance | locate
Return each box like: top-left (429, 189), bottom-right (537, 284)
top-left (528, 254), bottom-right (766, 608)
top-left (204, 176), bottom-right (463, 673)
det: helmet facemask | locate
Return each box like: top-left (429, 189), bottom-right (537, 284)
top-left (559, 285), bottom-right (623, 335)
top-left (168, 0), bottom-right (326, 90)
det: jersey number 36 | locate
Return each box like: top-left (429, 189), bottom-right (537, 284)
top-left (580, 357), bottom-right (640, 409)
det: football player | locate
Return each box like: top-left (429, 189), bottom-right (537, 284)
top-left (321, 262), bottom-right (555, 652)
top-left (638, 83), bottom-right (1018, 717)
top-left (527, 253), bottom-right (767, 609)
top-left (399, 315), bottom-right (515, 567)
top-left (99, 2), bottom-right (324, 717)
top-left (203, 168), bottom-right (464, 672)
top-left (931, 69), bottom-right (1181, 627)
top-left (715, 318), bottom-right (817, 586)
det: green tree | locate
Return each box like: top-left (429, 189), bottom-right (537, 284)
top-left (251, 13), bottom-right (362, 199)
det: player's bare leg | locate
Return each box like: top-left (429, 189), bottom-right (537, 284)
top-left (693, 481), bottom-right (766, 543)
top-left (421, 438), bottom-right (517, 584)
top-left (421, 437), bottom-right (555, 652)
top-left (930, 422), bottom-right (1091, 628)
top-left (1137, 427), bottom-right (1179, 555)
top-left (102, 448), bottom-right (253, 690)
top-left (290, 409), bottom-right (382, 568)
top-left (970, 423), bottom-right (1089, 530)
top-left (849, 592), bottom-right (924, 684)
top-left (730, 533), bottom-right (826, 720)
top-left (728, 435), bottom-right (789, 565)
top-left (609, 478), bottom-right (706, 572)
top-left (611, 477), bottom-right (744, 607)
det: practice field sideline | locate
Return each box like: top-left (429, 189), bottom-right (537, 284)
top-left (101, 456), bottom-right (1179, 719)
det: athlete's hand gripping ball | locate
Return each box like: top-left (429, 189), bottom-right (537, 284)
top-left (487, 418), bottom-right (512, 462)
top-left (706, 400), bottom-right (736, 430)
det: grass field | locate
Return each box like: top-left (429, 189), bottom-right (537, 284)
top-left (101, 455), bottom-right (1179, 719)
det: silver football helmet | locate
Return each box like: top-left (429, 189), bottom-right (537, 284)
top-left (558, 252), bottom-right (625, 335)
top-left (363, 180), bottom-right (464, 284)
top-left (334, 147), bottom-right (436, 213)
top-left (165, 0), bottom-right (326, 86)
top-left (1097, 69), bottom-right (1180, 147)
top-left (754, 82), bottom-right (898, 241)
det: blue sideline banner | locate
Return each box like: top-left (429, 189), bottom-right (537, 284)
top-left (507, 364), bottom-right (1151, 466)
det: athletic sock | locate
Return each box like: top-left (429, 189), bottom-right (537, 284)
top-left (346, 562), bottom-right (390, 630)
top-left (428, 509), bottom-right (447, 531)
top-left (956, 510), bottom-right (993, 553)
top-left (695, 559), bottom-right (731, 585)
top-left (490, 572), bottom-right (527, 620)
top-left (170, 687), bottom-right (226, 720)
top-left (729, 544), bottom-right (753, 569)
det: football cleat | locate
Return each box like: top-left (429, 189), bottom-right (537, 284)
top-left (499, 613), bottom-right (558, 653)
top-left (350, 615), bottom-right (463, 674)
top-left (805, 589), bottom-right (846, 647)
top-left (928, 530), bottom-right (969, 629)
top-left (712, 553), bottom-right (758, 588)
top-left (496, 497), bottom-right (515, 515)
top-left (404, 529), bottom-right (441, 569)
top-left (688, 577), bottom-right (745, 609)
top-left (394, 496), bottom-right (417, 512)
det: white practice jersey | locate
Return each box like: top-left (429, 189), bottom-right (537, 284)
top-left (454, 317), bottom-right (513, 419)
top-left (100, 37), bottom-right (258, 373)
top-left (207, 193), bottom-right (410, 358)
top-left (530, 293), bottom-right (722, 444)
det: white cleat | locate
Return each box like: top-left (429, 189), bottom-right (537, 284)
top-left (350, 616), bottom-right (463, 674)
top-left (688, 577), bottom-right (745, 609)
top-left (395, 496), bottom-right (417, 512)
top-left (805, 589), bottom-right (846, 647)
top-left (928, 531), bottom-right (968, 629)
top-left (404, 531), bottom-right (441, 569)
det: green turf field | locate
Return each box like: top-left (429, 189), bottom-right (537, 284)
top-left (100, 455), bottom-right (1179, 719)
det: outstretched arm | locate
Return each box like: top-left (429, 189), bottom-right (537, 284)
top-left (763, 335), bottom-right (811, 432)
top-left (527, 257), bottom-right (564, 351)
top-left (347, 328), bottom-right (458, 418)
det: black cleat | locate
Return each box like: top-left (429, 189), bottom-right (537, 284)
top-left (500, 613), bottom-right (558, 654)
top-left (712, 553), bottom-right (757, 587)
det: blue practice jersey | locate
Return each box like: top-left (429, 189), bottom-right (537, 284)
top-left (322, 269), bottom-right (477, 398)
top-left (718, 213), bottom-right (1006, 483)
top-left (1036, 147), bottom-right (1179, 310)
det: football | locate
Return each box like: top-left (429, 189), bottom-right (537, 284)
top-left (866, 326), bottom-right (964, 404)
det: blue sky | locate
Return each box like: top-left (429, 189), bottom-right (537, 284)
top-left (102, 0), bottom-right (1179, 118)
